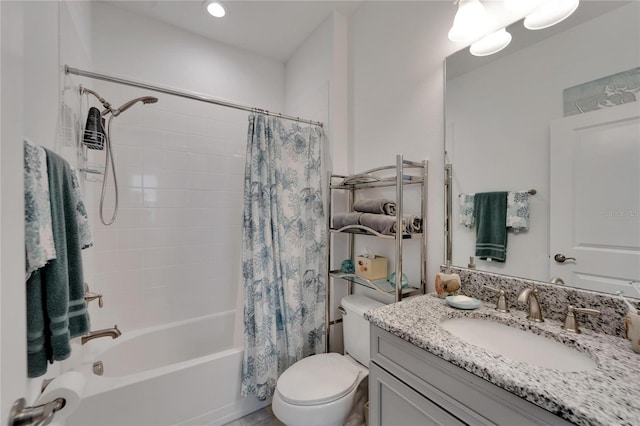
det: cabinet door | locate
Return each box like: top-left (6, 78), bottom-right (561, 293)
top-left (369, 362), bottom-right (465, 426)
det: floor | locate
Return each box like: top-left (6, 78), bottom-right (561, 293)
top-left (223, 405), bottom-right (285, 426)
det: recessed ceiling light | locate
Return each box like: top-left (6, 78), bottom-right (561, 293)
top-left (203, 0), bottom-right (226, 18)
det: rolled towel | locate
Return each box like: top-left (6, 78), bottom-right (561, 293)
top-left (402, 214), bottom-right (422, 233)
top-left (333, 212), bottom-right (362, 229)
top-left (353, 199), bottom-right (396, 215)
top-left (360, 213), bottom-right (399, 235)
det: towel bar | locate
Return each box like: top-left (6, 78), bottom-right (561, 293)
top-left (458, 189), bottom-right (536, 197)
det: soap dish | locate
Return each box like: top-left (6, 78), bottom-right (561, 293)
top-left (446, 295), bottom-right (481, 310)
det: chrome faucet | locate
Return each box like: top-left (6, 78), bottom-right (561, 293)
top-left (81, 325), bottom-right (121, 345)
top-left (517, 288), bottom-right (544, 322)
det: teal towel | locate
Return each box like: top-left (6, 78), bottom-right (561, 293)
top-left (474, 192), bottom-right (508, 262)
top-left (26, 149), bottom-right (90, 377)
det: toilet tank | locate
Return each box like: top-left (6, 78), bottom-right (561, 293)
top-left (341, 295), bottom-right (384, 366)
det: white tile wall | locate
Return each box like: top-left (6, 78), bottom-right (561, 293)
top-left (82, 92), bottom-right (250, 332)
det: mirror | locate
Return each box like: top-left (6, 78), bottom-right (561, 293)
top-left (444, 1), bottom-right (640, 296)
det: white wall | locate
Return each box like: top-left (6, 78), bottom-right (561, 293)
top-left (1, 0), bottom-right (29, 416)
top-left (23, 1), bottom-right (58, 148)
top-left (447, 3), bottom-right (640, 281)
top-left (79, 2), bottom-right (286, 333)
top-left (349, 1), bottom-right (459, 293)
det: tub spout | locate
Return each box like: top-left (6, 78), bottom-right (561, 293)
top-left (81, 325), bottom-right (122, 345)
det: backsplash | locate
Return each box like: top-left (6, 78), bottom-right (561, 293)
top-left (443, 266), bottom-right (638, 339)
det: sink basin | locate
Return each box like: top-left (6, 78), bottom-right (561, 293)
top-left (441, 318), bottom-right (596, 371)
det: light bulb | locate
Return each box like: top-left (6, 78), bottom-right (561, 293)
top-left (448, 0), bottom-right (489, 43)
top-left (470, 28), bottom-right (512, 56)
top-left (524, 0), bottom-right (579, 30)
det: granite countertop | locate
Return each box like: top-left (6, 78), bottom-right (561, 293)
top-left (365, 294), bottom-right (640, 426)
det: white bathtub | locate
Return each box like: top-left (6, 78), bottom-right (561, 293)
top-left (67, 311), bottom-right (268, 426)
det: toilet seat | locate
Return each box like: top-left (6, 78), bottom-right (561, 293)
top-left (276, 353), bottom-right (362, 406)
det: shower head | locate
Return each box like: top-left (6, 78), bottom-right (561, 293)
top-left (106, 96), bottom-right (159, 117)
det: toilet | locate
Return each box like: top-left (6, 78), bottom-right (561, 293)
top-left (272, 295), bottom-right (384, 426)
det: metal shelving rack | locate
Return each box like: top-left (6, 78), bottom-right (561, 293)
top-left (325, 155), bottom-right (428, 351)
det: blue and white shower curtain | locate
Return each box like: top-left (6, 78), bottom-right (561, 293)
top-left (241, 114), bottom-right (326, 401)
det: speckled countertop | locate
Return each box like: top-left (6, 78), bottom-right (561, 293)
top-left (365, 294), bottom-right (640, 426)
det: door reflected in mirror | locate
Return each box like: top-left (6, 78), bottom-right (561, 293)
top-left (444, 1), bottom-right (640, 297)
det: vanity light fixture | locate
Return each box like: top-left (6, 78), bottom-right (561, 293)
top-left (504, 0), bottom-right (545, 13)
top-left (203, 0), bottom-right (226, 18)
top-left (524, 0), bottom-right (580, 30)
top-left (448, 0), bottom-right (489, 43)
top-left (470, 28), bottom-right (512, 56)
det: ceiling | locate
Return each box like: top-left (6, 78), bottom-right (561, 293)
top-left (106, 0), bottom-right (363, 62)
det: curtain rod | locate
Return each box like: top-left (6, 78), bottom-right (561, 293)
top-left (64, 65), bottom-right (323, 127)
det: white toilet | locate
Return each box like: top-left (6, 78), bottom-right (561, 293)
top-left (272, 295), bottom-right (384, 426)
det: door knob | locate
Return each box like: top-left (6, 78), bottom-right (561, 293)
top-left (554, 254), bottom-right (576, 263)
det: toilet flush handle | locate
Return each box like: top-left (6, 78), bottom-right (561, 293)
top-left (338, 306), bottom-right (347, 316)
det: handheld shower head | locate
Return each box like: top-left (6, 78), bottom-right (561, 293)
top-left (108, 96), bottom-right (159, 117)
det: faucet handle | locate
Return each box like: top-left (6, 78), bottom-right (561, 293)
top-left (84, 283), bottom-right (104, 308)
top-left (562, 305), bottom-right (601, 334)
top-left (485, 286), bottom-right (509, 313)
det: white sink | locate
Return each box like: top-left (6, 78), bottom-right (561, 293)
top-left (441, 317), bottom-right (596, 371)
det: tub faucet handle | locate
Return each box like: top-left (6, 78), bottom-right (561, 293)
top-left (84, 283), bottom-right (103, 308)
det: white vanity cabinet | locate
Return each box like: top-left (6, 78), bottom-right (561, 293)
top-left (369, 325), bottom-right (575, 426)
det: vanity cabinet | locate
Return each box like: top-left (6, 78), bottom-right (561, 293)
top-left (369, 325), bottom-right (575, 426)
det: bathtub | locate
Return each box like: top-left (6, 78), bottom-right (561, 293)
top-left (67, 311), bottom-right (268, 426)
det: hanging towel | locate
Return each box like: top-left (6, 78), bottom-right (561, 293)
top-left (458, 193), bottom-right (475, 228)
top-left (332, 212), bottom-right (363, 229)
top-left (71, 168), bottom-right (93, 249)
top-left (507, 191), bottom-right (530, 232)
top-left (27, 148), bottom-right (90, 378)
top-left (24, 139), bottom-right (57, 278)
top-left (474, 192), bottom-right (508, 262)
top-left (353, 199), bottom-right (396, 215)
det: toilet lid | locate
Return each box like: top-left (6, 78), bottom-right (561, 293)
top-left (277, 353), bottom-right (362, 406)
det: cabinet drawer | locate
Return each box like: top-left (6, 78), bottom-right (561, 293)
top-left (369, 362), bottom-right (465, 426)
top-left (370, 324), bottom-right (573, 426)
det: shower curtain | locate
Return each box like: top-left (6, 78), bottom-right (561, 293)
top-left (241, 113), bottom-right (326, 401)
